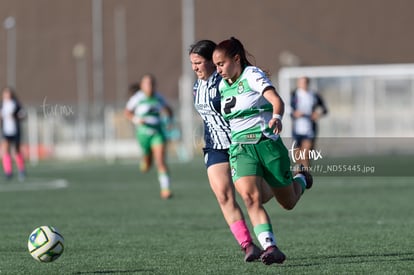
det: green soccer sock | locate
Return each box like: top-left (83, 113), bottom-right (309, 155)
top-left (294, 173), bottom-right (306, 194)
top-left (253, 223), bottom-right (276, 250)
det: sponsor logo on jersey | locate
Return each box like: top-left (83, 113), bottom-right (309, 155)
top-left (238, 82), bottom-right (244, 93)
top-left (246, 134), bottom-right (257, 140)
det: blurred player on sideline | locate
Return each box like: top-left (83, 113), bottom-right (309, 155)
top-left (0, 87), bottom-right (26, 181)
top-left (213, 37), bottom-right (313, 265)
top-left (189, 40), bottom-right (274, 262)
top-left (291, 76), bottom-right (328, 168)
top-left (124, 74), bottom-right (173, 199)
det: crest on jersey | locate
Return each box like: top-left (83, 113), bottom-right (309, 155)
top-left (237, 82), bottom-right (244, 94)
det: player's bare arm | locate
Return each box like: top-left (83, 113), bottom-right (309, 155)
top-left (263, 87), bottom-right (284, 134)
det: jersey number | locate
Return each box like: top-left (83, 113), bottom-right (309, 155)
top-left (223, 96), bottom-right (236, 114)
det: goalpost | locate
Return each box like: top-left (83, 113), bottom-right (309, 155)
top-left (277, 63), bottom-right (414, 138)
top-left (277, 63), bottom-right (414, 157)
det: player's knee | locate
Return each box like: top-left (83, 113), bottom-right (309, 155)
top-left (241, 193), bottom-right (260, 209)
top-left (215, 192), bottom-right (231, 206)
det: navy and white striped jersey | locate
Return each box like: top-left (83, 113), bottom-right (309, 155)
top-left (193, 72), bottom-right (231, 150)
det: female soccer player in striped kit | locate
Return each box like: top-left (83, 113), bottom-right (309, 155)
top-left (1, 87), bottom-right (26, 181)
top-left (189, 40), bottom-right (274, 262)
top-left (212, 37), bottom-right (313, 265)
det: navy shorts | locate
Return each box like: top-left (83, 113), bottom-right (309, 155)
top-left (202, 148), bottom-right (229, 168)
top-left (2, 134), bottom-right (21, 146)
top-left (293, 133), bottom-right (315, 147)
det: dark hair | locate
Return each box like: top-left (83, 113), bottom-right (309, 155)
top-left (128, 82), bottom-right (140, 95)
top-left (189, 40), bottom-right (217, 61)
top-left (2, 86), bottom-right (21, 104)
top-left (215, 37), bottom-right (254, 68)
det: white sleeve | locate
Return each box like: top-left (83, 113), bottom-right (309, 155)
top-left (125, 94), bottom-right (139, 111)
top-left (245, 67), bottom-right (274, 95)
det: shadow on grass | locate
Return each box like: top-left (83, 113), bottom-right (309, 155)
top-left (284, 252), bottom-right (414, 267)
top-left (73, 269), bottom-right (154, 274)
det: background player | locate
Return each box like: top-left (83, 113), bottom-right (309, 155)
top-left (0, 87), bottom-right (26, 181)
top-left (124, 74), bottom-right (173, 199)
top-left (291, 76), bottom-right (328, 168)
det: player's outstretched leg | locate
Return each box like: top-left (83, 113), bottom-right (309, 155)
top-left (293, 164), bottom-right (313, 190)
top-left (140, 154), bottom-right (152, 173)
top-left (259, 179), bottom-right (274, 204)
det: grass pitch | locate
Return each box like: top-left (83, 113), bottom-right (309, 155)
top-left (0, 156), bottom-right (413, 274)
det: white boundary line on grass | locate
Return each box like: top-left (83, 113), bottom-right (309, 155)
top-left (0, 178), bottom-right (69, 192)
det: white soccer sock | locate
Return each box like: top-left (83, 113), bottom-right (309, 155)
top-left (158, 172), bottom-right (170, 191)
top-left (257, 231), bottom-right (276, 250)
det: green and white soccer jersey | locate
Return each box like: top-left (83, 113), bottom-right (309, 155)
top-left (126, 91), bottom-right (167, 128)
top-left (219, 66), bottom-right (277, 144)
top-left (126, 91), bottom-right (167, 154)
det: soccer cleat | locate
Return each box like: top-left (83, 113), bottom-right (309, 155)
top-left (160, 190), bottom-right (172, 200)
top-left (295, 164), bottom-right (313, 189)
top-left (260, 245), bottom-right (286, 265)
top-left (242, 242), bottom-right (262, 262)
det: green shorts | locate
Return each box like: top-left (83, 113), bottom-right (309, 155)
top-left (136, 125), bottom-right (166, 155)
top-left (229, 137), bottom-right (293, 188)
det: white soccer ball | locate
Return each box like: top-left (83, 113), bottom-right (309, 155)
top-left (28, 226), bottom-right (64, 263)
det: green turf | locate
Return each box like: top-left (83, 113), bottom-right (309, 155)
top-left (0, 156), bottom-right (413, 274)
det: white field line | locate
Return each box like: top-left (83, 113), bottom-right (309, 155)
top-left (0, 179), bottom-right (69, 192)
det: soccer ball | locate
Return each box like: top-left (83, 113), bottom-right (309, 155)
top-left (28, 226), bottom-right (64, 263)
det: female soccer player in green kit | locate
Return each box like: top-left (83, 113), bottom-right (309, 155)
top-left (125, 74), bottom-right (173, 199)
top-left (212, 37), bottom-right (313, 265)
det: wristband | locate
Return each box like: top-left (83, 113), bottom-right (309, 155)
top-left (272, 114), bottom-right (282, 120)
